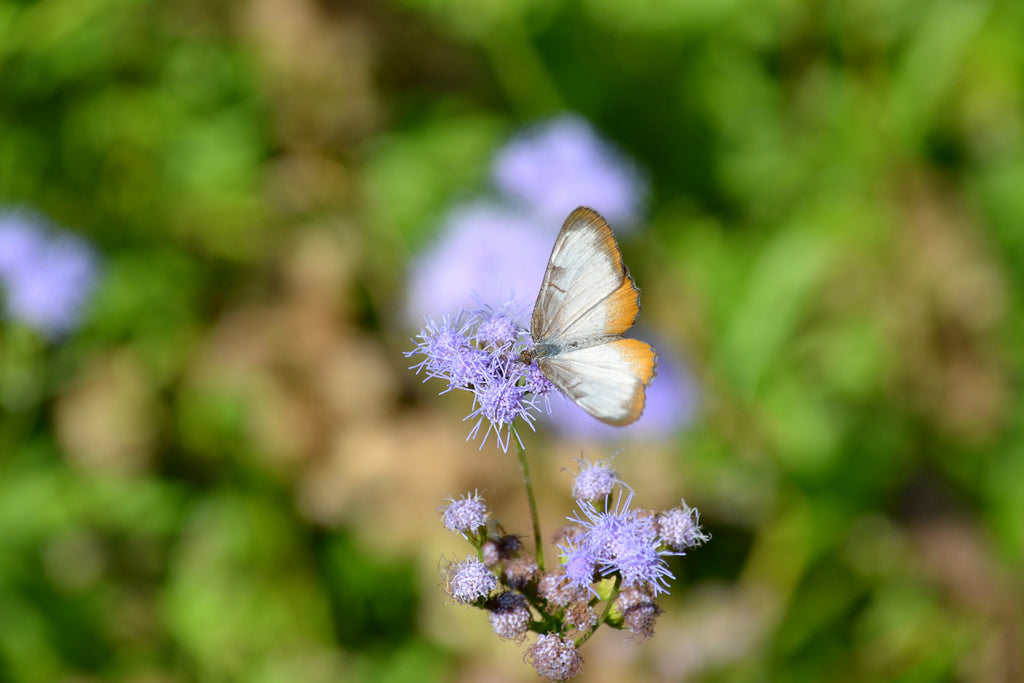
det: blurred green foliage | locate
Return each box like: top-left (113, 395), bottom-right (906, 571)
top-left (2, 0), bottom-right (1024, 681)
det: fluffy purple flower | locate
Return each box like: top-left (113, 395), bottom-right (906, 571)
top-left (487, 591), bottom-right (532, 643)
top-left (404, 202), bottom-right (551, 324)
top-left (470, 300), bottom-right (528, 349)
top-left (441, 492), bottom-right (489, 538)
top-left (407, 315), bottom-right (476, 388)
top-left (526, 633), bottom-right (584, 681)
top-left (406, 303), bottom-right (552, 451)
top-left (492, 115), bottom-right (646, 229)
top-left (0, 210), bottom-right (100, 339)
top-left (465, 355), bottom-right (544, 451)
top-left (657, 499), bottom-right (710, 552)
top-left (615, 585), bottom-right (660, 640)
top-left (561, 494), bottom-right (675, 595)
top-left (547, 343), bottom-right (697, 440)
top-left (561, 539), bottom-right (598, 590)
top-left (569, 456), bottom-right (621, 502)
top-left (443, 556), bottom-right (498, 604)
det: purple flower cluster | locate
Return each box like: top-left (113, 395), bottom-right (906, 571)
top-left (0, 210), bottom-right (100, 339)
top-left (561, 494), bottom-right (675, 596)
top-left (435, 467), bottom-right (708, 679)
top-left (407, 302), bottom-right (555, 451)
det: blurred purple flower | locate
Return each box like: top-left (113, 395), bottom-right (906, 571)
top-left (546, 342), bottom-right (697, 440)
top-left (404, 202), bottom-right (550, 325)
top-left (0, 210), bottom-right (100, 339)
top-left (492, 115), bottom-right (646, 229)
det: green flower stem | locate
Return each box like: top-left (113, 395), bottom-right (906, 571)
top-left (514, 430), bottom-right (545, 571)
top-left (577, 574), bottom-right (622, 646)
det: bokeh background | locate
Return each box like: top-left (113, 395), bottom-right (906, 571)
top-left (2, 0), bottom-right (1023, 681)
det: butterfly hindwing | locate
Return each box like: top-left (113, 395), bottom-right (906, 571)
top-left (538, 338), bottom-right (657, 426)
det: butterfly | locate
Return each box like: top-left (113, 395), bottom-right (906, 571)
top-left (524, 206), bottom-right (657, 426)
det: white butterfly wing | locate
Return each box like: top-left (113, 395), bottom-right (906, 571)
top-left (539, 338), bottom-right (657, 426)
top-left (531, 207), bottom-right (641, 345)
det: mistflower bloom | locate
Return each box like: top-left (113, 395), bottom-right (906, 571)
top-left (561, 540), bottom-right (599, 592)
top-left (470, 299), bottom-right (528, 349)
top-left (523, 362), bottom-right (557, 400)
top-left (465, 358), bottom-right (539, 451)
top-left (407, 315), bottom-right (481, 390)
top-left (441, 492), bottom-right (488, 538)
top-left (562, 494), bottom-right (675, 595)
top-left (487, 591), bottom-right (532, 643)
top-left (404, 202), bottom-right (550, 324)
top-left (0, 210), bottom-right (100, 339)
top-left (570, 456), bottom-right (621, 501)
top-left (492, 115), bottom-right (646, 229)
top-left (526, 633), bottom-right (584, 681)
top-left (407, 304), bottom-right (552, 451)
top-left (615, 585), bottom-right (660, 640)
top-left (443, 556), bottom-right (498, 605)
top-left (657, 499), bottom-right (710, 552)
top-left (429, 445), bottom-right (710, 676)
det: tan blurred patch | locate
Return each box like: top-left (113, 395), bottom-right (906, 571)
top-left (555, 583), bottom-right (773, 683)
top-left (296, 411), bottom-right (475, 537)
top-left (239, 0), bottom-right (380, 146)
top-left (908, 517), bottom-right (1023, 682)
top-left (891, 172), bottom-right (1009, 441)
top-left (55, 350), bottom-right (158, 476)
top-left (42, 530), bottom-right (106, 591)
top-left (238, 0), bottom-right (381, 216)
top-left (182, 227), bottom-right (382, 470)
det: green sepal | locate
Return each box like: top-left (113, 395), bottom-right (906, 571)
top-left (593, 575), bottom-right (617, 601)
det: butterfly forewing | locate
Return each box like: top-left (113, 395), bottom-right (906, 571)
top-left (532, 207), bottom-right (641, 344)
top-left (538, 338), bottom-right (657, 425)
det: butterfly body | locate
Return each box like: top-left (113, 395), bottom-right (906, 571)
top-left (529, 207), bottom-right (657, 426)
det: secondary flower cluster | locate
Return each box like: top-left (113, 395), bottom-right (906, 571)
top-left (406, 302), bottom-right (555, 451)
top-left (439, 458), bottom-right (709, 681)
